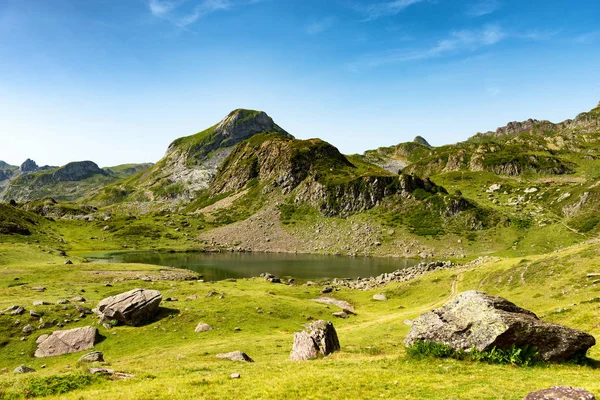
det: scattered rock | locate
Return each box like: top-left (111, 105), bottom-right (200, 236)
top-left (90, 368), bottom-right (114, 375)
top-left (71, 296), bottom-right (86, 303)
top-left (30, 287), bottom-right (46, 292)
top-left (290, 320), bottom-right (340, 361)
top-left (56, 299), bottom-right (70, 305)
top-left (29, 310), bottom-right (41, 319)
top-left (332, 311), bottom-right (348, 319)
top-left (487, 184), bottom-right (502, 193)
top-left (35, 326), bottom-right (99, 358)
top-left (321, 287), bottom-right (333, 294)
top-left (78, 351), bottom-right (104, 364)
top-left (4, 305), bottom-right (25, 316)
top-left (22, 324), bottom-right (34, 334)
top-left (524, 386), bottom-right (595, 400)
top-left (165, 297), bottom-right (178, 302)
top-left (216, 351), bottom-right (254, 362)
top-left (32, 301), bottom-right (49, 306)
top-left (97, 288), bottom-right (162, 327)
top-left (405, 291), bottom-right (596, 362)
top-left (230, 373), bottom-right (241, 379)
top-left (311, 297), bottom-right (355, 311)
top-left (234, 327), bottom-right (241, 332)
top-left (195, 323), bottom-right (212, 333)
top-left (64, 260), bottom-right (73, 265)
top-left (13, 365), bottom-right (35, 374)
top-left (373, 293), bottom-right (387, 301)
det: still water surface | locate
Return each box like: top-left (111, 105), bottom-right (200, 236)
top-left (90, 251), bottom-right (419, 281)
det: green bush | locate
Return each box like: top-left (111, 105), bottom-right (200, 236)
top-left (407, 340), bottom-right (539, 367)
top-left (23, 374), bottom-right (98, 398)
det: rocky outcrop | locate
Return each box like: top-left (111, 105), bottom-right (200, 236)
top-left (524, 386), bottom-right (596, 400)
top-left (51, 161), bottom-right (105, 182)
top-left (413, 136), bottom-right (432, 147)
top-left (290, 320), bottom-right (340, 361)
top-left (78, 351), bottom-right (104, 363)
top-left (405, 291), bottom-right (596, 362)
top-left (19, 159), bottom-right (39, 174)
top-left (97, 288), bottom-right (162, 326)
top-left (34, 326), bottom-right (98, 358)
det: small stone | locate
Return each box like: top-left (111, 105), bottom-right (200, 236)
top-left (216, 351), bottom-right (253, 362)
top-left (64, 260), bottom-right (73, 265)
top-left (22, 324), bottom-right (34, 334)
top-left (56, 299), bottom-right (69, 305)
top-left (30, 287), bottom-right (46, 292)
top-left (234, 327), bottom-right (241, 332)
top-left (231, 373), bottom-right (241, 379)
top-left (321, 287), bottom-right (333, 294)
top-left (78, 351), bottom-right (104, 364)
top-left (332, 311), bottom-right (348, 319)
top-left (373, 293), bottom-right (387, 301)
top-left (195, 323), bottom-right (213, 333)
top-left (32, 301), bottom-right (49, 306)
top-left (71, 296), bottom-right (86, 303)
top-left (13, 365), bottom-right (35, 374)
top-left (29, 310), bottom-right (41, 319)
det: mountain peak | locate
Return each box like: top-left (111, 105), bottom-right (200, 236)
top-left (413, 136), bottom-right (431, 147)
top-left (214, 109), bottom-right (290, 140)
top-left (19, 158), bottom-right (39, 173)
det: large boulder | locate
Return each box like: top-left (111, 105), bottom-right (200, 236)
top-left (405, 291), bottom-right (596, 362)
top-left (97, 288), bottom-right (162, 326)
top-left (290, 320), bottom-right (340, 361)
top-left (524, 386), bottom-right (595, 400)
top-left (34, 326), bottom-right (98, 358)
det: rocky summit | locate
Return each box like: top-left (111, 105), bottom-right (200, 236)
top-left (405, 291), bottom-right (596, 362)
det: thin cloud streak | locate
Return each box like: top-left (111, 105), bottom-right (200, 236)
top-left (358, 0), bottom-right (426, 21)
top-left (306, 17), bottom-right (336, 35)
top-left (349, 24), bottom-right (506, 70)
top-left (466, 0), bottom-right (501, 17)
top-left (147, 0), bottom-right (236, 27)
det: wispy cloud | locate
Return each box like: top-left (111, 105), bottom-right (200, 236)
top-left (573, 31), bottom-right (600, 43)
top-left (349, 24), bottom-right (506, 70)
top-left (148, 0), bottom-right (244, 27)
top-left (357, 0), bottom-right (427, 21)
top-left (466, 0), bottom-right (501, 17)
top-left (306, 17), bottom-right (336, 35)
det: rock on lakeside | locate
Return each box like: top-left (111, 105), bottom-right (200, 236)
top-left (405, 291), bottom-right (596, 362)
top-left (332, 261), bottom-right (455, 290)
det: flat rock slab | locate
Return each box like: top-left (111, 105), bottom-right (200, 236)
top-left (373, 293), bottom-right (387, 301)
top-left (405, 291), bottom-right (596, 362)
top-left (97, 288), bottom-right (162, 326)
top-left (216, 351), bottom-right (254, 362)
top-left (312, 297), bottom-right (355, 311)
top-left (78, 351), bottom-right (104, 363)
top-left (35, 326), bottom-right (98, 358)
top-left (290, 320), bottom-right (340, 361)
top-left (13, 365), bottom-right (35, 374)
top-left (524, 386), bottom-right (596, 399)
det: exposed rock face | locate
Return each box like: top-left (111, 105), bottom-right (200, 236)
top-left (290, 320), bottom-right (340, 361)
top-left (13, 365), bottom-right (36, 374)
top-left (51, 161), bottom-right (105, 181)
top-left (34, 326), bottom-right (98, 358)
top-left (97, 288), bottom-right (162, 326)
top-left (405, 291), bottom-right (596, 362)
top-left (19, 159), bottom-right (39, 173)
top-left (216, 351), bottom-right (254, 362)
top-left (524, 386), bottom-right (596, 400)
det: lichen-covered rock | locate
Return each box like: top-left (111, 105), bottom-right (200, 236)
top-left (290, 320), bottom-right (340, 361)
top-left (78, 351), bottom-right (104, 363)
top-left (34, 326), bottom-right (98, 358)
top-left (195, 322), bottom-right (212, 333)
top-left (97, 288), bottom-right (162, 326)
top-left (216, 351), bottom-right (254, 362)
top-left (405, 291), bottom-right (596, 362)
top-left (524, 386), bottom-right (596, 400)
top-left (13, 365), bottom-right (35, 374)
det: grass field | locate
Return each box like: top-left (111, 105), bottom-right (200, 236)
top-left (1, 239), bottom-right (599, 399)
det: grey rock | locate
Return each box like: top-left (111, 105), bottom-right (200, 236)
top-left (32, 301), bottom-right (49, 306)
top-left (311, 297), bottom-right (355, 311)
top-left (290, 320), bottom-right (340, 361)
top-left (22, 324), bottom-right (34, 334)
top-left (194, 322), bottom-right (212, 333)
top-left (5, 305), bottom-right (25, 316)
top-left (78, 351), bottom-right (104, 363)
top-left (216, 351), bottom-right (254, 362)
top-left (332, 311), bottom-right (348, 319)
top-left (13, 365), bottom-right (35, 374)
top-left (321, 287), bottom-right (333, 294)
top-left (35, 326), bottom-right (98, 358)
top-left (373, 293), bottom-right (387, 301)
top-left (524, 386), bottom-right (595, 400)
top-left (71, 296), bottom-right (86, 303)
top-left (230, 373), bottom-right (241, 379)
top-left (96, 288), bottom-right (162, 326)
top-left (405, 291), bottom-right (596, 362)
top-left (64, 260), bottom-right (73, 265)
top-left (56, 299), bottom-right (69, 305)
top-left (29, 310), bottom-right (41, 319)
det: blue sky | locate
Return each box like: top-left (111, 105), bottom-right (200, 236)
top-left (1, 0), bottom-right (599, 167)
